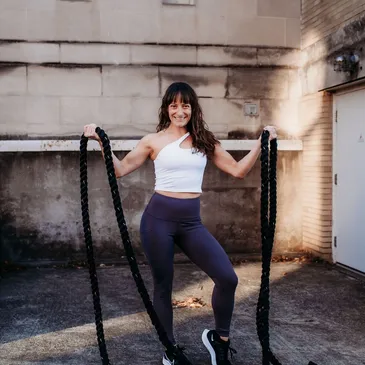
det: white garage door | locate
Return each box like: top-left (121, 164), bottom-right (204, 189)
top-left (334, 87), bottom-right (365, 273)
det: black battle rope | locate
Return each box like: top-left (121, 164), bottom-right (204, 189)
top-left (256, 130), bottom-right (317, 365)
top-left (80, 128), bottom-right (318, 365)
top-left (80, 128), bottom-right (175, 365)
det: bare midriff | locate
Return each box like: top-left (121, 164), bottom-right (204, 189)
top-left (155, 190), bottom-right (201, 199)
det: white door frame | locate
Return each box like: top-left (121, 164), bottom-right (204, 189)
top-left (332, 94), bottom-right (338, 264)
top-left (332, 84), bottom-right (365, 265)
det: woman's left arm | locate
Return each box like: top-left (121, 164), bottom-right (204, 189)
top-left (212, 126), bottom-right (277, 179)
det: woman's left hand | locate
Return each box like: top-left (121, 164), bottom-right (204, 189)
top-left (263, 125), bottom-right (277, 141)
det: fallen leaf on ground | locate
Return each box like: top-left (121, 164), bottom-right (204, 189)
top-left (172, 297), bottom-right (206, 309)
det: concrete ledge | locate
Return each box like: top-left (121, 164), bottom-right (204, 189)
top-left (0, 139), bottom-right (303, 152)
top-left (0, 42), bottom-right (300, 68)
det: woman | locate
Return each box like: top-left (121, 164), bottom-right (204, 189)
top-left (84, 82), bottom-right (277, 365)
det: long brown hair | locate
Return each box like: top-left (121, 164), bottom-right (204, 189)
top-left (157, 82), bottom-right (220, 159)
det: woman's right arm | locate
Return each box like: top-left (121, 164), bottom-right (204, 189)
top-left (83, 124), bottom-right (153, 178)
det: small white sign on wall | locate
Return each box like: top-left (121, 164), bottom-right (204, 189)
top-left (244, 103), bottom-right (259, 116)
top-left (162, 0), bottom-right (196, 5)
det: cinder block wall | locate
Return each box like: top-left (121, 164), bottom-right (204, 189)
top-left (0, 0), bottom-right (304, 262)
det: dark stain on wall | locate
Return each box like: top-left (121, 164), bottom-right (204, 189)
top-left (223, 47), bottom-right (257, 59)
top-left (0, 65), bottom-right (23, 75)
top-left (58, 0), bottom-right (91, 2)
top-left (161, 72), bottom-right (210, 87)
top-left (228, 129), bottom-right (261, 140)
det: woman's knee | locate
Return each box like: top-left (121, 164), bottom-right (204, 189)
top-left (217, 270), bottom-right (238, 291)
top-left (150, 263), bottom-right (174, 288)
top-left (229, 271), bottom-right (239, 289)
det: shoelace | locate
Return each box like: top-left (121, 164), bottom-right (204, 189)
top-left (228, 345), bottom-right (237, 360)
top-left (171, 345), bottom-right (191, 364)
top-left (215, 341), bottom-right (237, 364)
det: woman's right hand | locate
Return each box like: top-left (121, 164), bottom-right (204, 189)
top-left (83, 124), bottom-right (101, 142)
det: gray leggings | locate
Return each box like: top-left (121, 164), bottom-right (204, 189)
top-left (140, 192), bottom-right (238, 343)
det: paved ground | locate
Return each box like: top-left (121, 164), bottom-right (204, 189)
top-left (1, 261), bottom-right (365, 365)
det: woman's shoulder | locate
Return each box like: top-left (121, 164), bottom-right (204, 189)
top-left (142, 131), bottom-right (164, 142)
top-left (139, 132), bottom-right (165, 148)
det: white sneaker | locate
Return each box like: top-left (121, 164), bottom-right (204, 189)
top-left (202, 329), bottom-right (237, 365)
top-left (162, 345), bottom-right (193, 365)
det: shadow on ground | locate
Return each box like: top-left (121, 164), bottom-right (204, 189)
top-left (1, 261), bottom-right (365, 365)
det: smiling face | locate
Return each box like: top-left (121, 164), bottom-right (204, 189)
top-left (157, 82), bottom-right (202, 133)
top-left (157, 82), bottom-right (219, 158)
top-left (168, 95), bottom-right (192, 128)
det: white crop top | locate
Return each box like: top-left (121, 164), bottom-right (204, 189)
top-left (154, 132), bottom-right (207, 193)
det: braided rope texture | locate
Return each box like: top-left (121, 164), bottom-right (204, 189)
top-left (79, 128), bottom-right (318, 365)
top-left (256, 131), bottom-right (317, 365)
top-left (80, 128), bottom-right (175, 365)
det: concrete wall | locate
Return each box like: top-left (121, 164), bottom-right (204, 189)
top-left (0, 61), bottom-right (303, 262)
top-left (300, 2), bottom-right (365, 260)
top-left (0, 0), bottom-right (302, 139)
top-left (0, 0), bottom-right (300, 47)
top-left (0, 63), bottom-right (301, 139)
top-left (0, 0), bottom-right (304, 262)
top-left (0, 150), bottom-right (302, 261)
